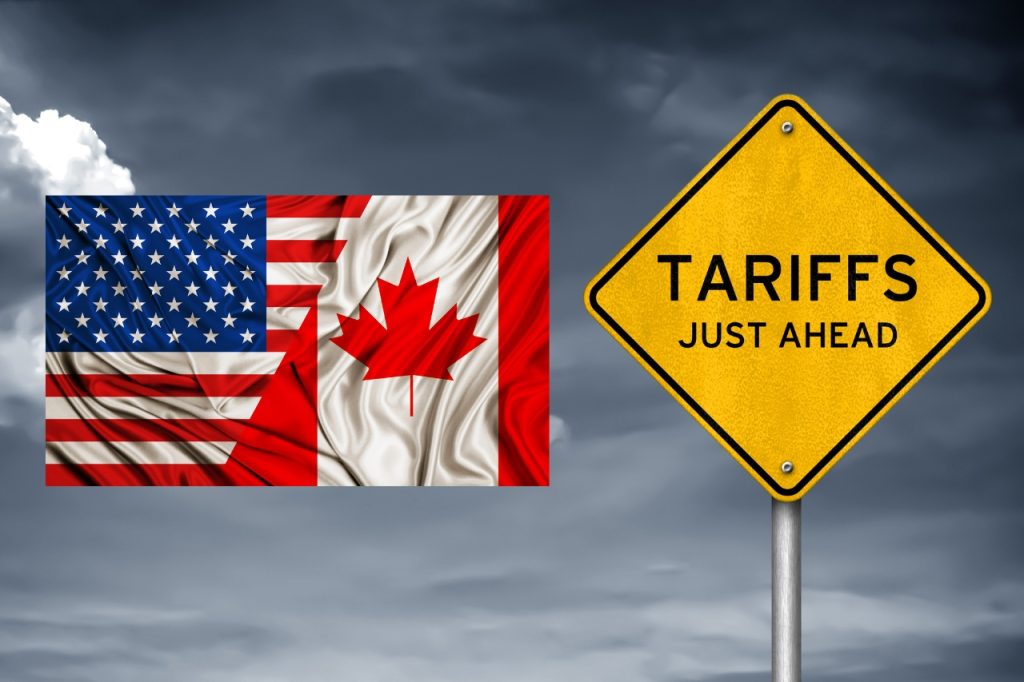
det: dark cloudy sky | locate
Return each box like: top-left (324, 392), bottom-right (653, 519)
top-left (1, 0), bottom-right (1022, 679)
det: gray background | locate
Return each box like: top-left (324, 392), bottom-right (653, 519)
top-left (1, 1), bottom-right (1021, 680)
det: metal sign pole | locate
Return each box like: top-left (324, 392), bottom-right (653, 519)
top-left (772, 499), bottom-right (801, 682)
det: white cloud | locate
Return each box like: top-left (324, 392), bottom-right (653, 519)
top-left (0, 95), bottom-right (134, 195)
top-left (0, 296), bottom-right (44, 406)
top-left (550, 414), bottom-right (570, 445)
top-left (0, 95), bottom-right (134, 404)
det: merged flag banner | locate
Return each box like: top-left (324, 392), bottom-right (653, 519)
top-left (45, 195), bottom-right (548, 486)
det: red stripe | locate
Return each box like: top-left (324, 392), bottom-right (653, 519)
top-left (497, 196), bottom-right (550, 486)
top-left (45, 460), bottom-right (299, 486)
top-left (46, 374), bottom-right (270, 398)
top-left (47, 462), bottom-right (237, 486)
top-left (267, 240), bottom-right (345, 262)
top-left (266, 195), bottom-right (370, 218)
top-left (267, 329), bottom-right (299, 352)
top-left (267, 284), bottom-right (320, 306)
top-left (46, 418), bottom-right (247, 442)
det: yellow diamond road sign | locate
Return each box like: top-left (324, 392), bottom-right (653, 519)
top-left (585, 94), bottom-right (990, 500)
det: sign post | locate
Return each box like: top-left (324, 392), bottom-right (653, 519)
top-left (772, 499), bottom-right (800, 682)
top-left (584, 94), bottom-right (990, 677)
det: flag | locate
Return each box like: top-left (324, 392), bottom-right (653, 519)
top-left (45, 195), bottom-right (548, 486)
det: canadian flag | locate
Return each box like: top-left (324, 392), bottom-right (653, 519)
top-left (305, 195), bottom-right (549, 486)
top-left (45, 195), bottom-right (548, 486)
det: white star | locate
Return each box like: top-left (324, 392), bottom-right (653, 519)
top-left (93, 205), bottom-right (108, 217)
top-left (240, 235), bottom-right (255, 249)
top-left (185, 313), bottom-right (200, 328)
top-left (93, 266), bottom-right (108, 280)
top-left (130, 234), bottom-right (146, 250)
top-left (222, 250), bottom-right (237, 264)
top-left (93, 329), bottom-right (108, 344)
top-left (130, 329), bottom-right (145, 344)
top-left (74, 282), bottom-right (90, 297)
top-left (167, 329), bottom-right (182, 343)
top-left (75, 250), bottom-right (90, 265)
top-left (130, 298), bottom-right (145, 312)
top-left (148, 219), bottom-right (164, 233)
top-left (57, 203), bottom-right (72, 217)
top-left (203, 297), bottom-right (218, 312)
top-left (221, 219), bottom-right (236, 233)
top-left (184, 282), bottom-right (200, 296)
top-left (75, 219), bottom-right (90, 233)
top-left (111, 313), bottom-right (127, 328)
top-left (240, 329), bottom-right (255, 343)
top-left (203, 203), bottom-right (219, 217)
top-left (57, 329), bottom-right (71, 344)
top-left (204, 329), bottom-right (219, 344)
top-left (56, 267), bottom-right (72, 280)
top-left (130, 268), bottom-right (144, 280)
top-left (204, 235), bottom-right (219, 249)
top-left (203, 266), bottom-right (219, 281)
top-left (74, 313), bottom-right (90, 328)
top-left (93, 297), bottom-right (108, 312)
top-left (111, 250), bottom-right (128, 265)
top-left (167, 203), bottom-right (182, 218)
top-left (148, 313), bottom-right (163, 327)
top-left (148, 250), bottom-right (164, 265)
top-left (221, 282), bottom-right (236, 297)
top-left (240, 297), bottom-right (255, 312)
top-left (166, 297), bottom-right (182, 312)
top-left (185, 250), bottom-right (200, 265)
top-left (56, 234), bottom-right (71, 249)
top-left (148, 282), bottom-right (164, 297)
top-left (185, 219), bottom-right (200, 233)
top-left (112, 219), bottom-right (127, 233)
top-left (166, 266), bottom-right (182, 280)
top-left (221, 313), bottom-right (236, 328)
top-left (240, 266), bottom-right (254, 280)
top-left (112, 282), bottom-right (127, 296)
top-left (240, 203), bottom-right (255, 218)
top-left (131, 202), bottom-right (145, 217)
top-left (93, 235), bottom-right (108, 249)
top-left (56, 297), bottom-right (71, 312)
top-left (166, 235), bottom-right (181, 249)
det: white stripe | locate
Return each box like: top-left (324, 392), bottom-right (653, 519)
top-left (46, 351), bottom-right (285, 376)
top-left (267, 306), bottom-right (309, 331)
top-left (267, 217), bottom-right (346, 240)
top-left (267, 261), bottom-right (333, 286)
top-left (46, 396), bottom-right (260, 421)
top-left (46, 441), bottom-right (233, 466)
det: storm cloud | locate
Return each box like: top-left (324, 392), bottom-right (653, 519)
top-left (0, 0), bottom-right (1021, 680)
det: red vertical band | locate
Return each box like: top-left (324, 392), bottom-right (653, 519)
top-left (497, 196), bottom-right (550, 486)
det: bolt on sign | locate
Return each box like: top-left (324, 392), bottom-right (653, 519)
top-left (585, 94), bottom-right (990, 500)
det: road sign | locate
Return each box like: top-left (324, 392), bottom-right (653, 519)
top-left (585, 94), bottom-right (990, 500)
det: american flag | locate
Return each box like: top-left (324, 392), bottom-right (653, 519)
top-left (45, 195), bottom-right (369, 485)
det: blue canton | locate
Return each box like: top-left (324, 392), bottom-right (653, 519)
top-left (45, 196), bottom-right (267, 352)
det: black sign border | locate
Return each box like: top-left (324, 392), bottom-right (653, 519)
top-left (587, 98), bottom-right (989, 497)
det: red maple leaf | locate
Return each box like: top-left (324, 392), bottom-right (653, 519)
top-left (331, 260), bottom-right (487, 416)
